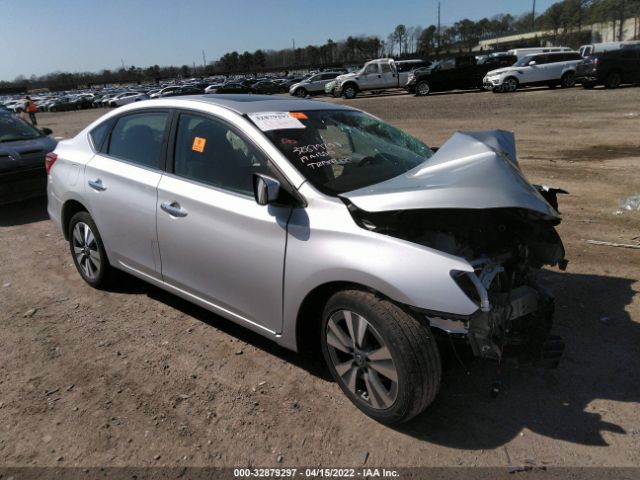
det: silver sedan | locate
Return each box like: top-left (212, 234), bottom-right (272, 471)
top-left (47, 95), bottom-right (567, 424)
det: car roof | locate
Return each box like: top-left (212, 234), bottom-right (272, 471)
top-left (179, 94), bottom-right (356, 115)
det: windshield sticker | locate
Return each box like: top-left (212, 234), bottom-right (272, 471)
top-left (289, 112), bottom-right (308, 119)
top-left (192, 136), bottom-right (206, 153)
top-left (248, 112), bottom-right (306, 131)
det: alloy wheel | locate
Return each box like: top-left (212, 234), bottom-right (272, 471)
top-left (417, 82), bottom-right (430, 96)
top-left (72, 222), bottom-right (101, 280)
top-left (504, 78), bottom-right (518, 92)
top-left (325, 309), bottom-right (398, 410)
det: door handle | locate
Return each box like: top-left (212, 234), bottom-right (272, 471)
top-left (160, 201), bottom-right (188, 218)
top-left (88, 179), bottom-right (106, 191)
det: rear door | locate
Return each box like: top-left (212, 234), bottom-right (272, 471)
top-left (156, 110), bottom-right (292, 334)
top-left (84, 110), bottom-right (169, 279)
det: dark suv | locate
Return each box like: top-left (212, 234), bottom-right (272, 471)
top-left (405, 55), bottom-right (516, 96)
top-left (576, 47), bottom-right (640, 89)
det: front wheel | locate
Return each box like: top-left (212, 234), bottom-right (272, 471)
top-left (68, 211), bottom-right (113, 288)
top-left (605, 72), bottom-right (621, 89)
top-left (415, 81), bottom-right (430, 96)
top-left (503, 77), bottom-right (518, 92)
top-left (321, 290), bottom-right (441, 424)
top-left (342, 84), bottom-right (358, 99)
top-left (294, 87), bottom-right (307, 98)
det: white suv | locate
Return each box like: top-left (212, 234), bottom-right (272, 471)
top-left (484, 51), bottom-right (583, 92)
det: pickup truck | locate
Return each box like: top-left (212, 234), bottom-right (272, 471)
top-left (334, 58), bottom-right (429, 99)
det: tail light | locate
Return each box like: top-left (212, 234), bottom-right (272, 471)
top-left (45, 152), bottom-right (58, 174)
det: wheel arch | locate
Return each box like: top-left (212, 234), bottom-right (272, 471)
top-left (342, 81), bottom-right (359, 93)
top-left (295, 281), bottom-right (392, 356)
top-left (61, 199), bottom-right (89, 240)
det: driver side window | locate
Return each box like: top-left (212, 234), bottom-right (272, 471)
top-left (173, 113), bottom-right (277, 196)
top-left (364, 64), bottom-right (379, 74)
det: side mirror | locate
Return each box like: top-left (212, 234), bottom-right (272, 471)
top-left (528, 61), bottom-right (537, 66)
top-left (41, 127), bottom-right (53, 136)
top-left (253, 173), bottom-right (281, 206)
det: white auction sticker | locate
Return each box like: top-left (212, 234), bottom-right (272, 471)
top-left (247, 112), bottom-right (306, 131)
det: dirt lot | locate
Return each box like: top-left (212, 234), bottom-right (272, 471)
top-left (1, 87), bottom-right (639, 469)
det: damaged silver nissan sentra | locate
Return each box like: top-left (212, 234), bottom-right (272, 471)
top-left (47, 96), bottom-right (567, 424)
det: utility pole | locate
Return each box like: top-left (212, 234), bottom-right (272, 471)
top-left (202, 50), bottom-right (207, 70)
top-left (292, 39), bottom-right (295, 50)
top-left (532, 0), bottom-right (536, 32)
top-left (437, 1), bottom-right (441, 52)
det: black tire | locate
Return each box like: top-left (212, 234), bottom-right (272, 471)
top-left (320, 289), bottom-right (441, 425)
top-left (503, 77), bottom-right (518, 93)
top-left (294, 87), bottom-right (307, 98)
top-left (560, 71), bottom-right (575, 88)
top-left (605, 71), bottom-right (621, 89)
top-left (415, 81), bottom-right (431, 96)
top-left (342, 83), bottom-right (358, 99)
top-left (68, 211), bottom-right (113, 288)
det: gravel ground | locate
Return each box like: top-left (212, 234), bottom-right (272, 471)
top-left (1, 86), bottom-right (639, 469)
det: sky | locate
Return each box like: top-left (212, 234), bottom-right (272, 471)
top-left (0, 0), bottom-right (558, 81)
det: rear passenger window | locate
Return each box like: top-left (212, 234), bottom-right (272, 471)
top-left (173, 113), bottom-right (277, 195)
top-left (381, 63), bottom-right (392, 73)
top-left (107, 112), bottom-right (168, 169)
top-left (89, 119), bottom-right (113, 152)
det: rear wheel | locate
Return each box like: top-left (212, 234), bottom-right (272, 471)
top-left (68, 211), bottom-right (112, 288)
top-left (560, 71), bottom-right (575, 88)
top-left (415, 81), bottom-right (431, 96)
top-left (605, 71), bottom-right (621, 89)
top-left (320, 290), bottom-right (441, 424)
top-left (294, 87), bottom-right (307, 98)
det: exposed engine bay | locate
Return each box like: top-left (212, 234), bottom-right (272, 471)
top-left (347, 201), bottom-right (568, 368)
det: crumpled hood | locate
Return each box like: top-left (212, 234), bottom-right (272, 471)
top-left (340, 130), bottom-right (558, 218)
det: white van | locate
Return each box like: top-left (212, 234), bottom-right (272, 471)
top-left (507, 47), bottom-right (572, 60)
top-left (579, 41), bottom-right (640, 57)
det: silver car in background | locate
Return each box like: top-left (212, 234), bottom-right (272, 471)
top-left (289, 72), bottom-right (342, 97)
top-left (47, 95), bottom-right (567, 424)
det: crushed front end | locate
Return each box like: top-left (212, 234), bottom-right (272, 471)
top-left (349, 205), bottom-right (568, 368)
top-left (341, 129), bottom-right (569, 368)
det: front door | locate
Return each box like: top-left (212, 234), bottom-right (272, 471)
top-left (156, 111), bottom-right (291, 334)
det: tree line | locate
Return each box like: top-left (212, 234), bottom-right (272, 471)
top-left (1, 0), bottom-right (638, 92)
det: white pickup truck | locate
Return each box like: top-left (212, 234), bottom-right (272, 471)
top-left (334, 58), bottom-right (426, 99)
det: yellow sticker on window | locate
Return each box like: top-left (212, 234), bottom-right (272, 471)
top-left (289, 112), bottom-right (308, 119)
top-left (192, 136), bottom-right (206, 153)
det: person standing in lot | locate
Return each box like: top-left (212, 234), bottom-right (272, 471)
top-left (25, 96), bottom-right (38, 125)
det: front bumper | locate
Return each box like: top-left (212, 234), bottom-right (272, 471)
top-left (428, 259), bottom-right (564, 368)
top-left (483, 76), bottom-right (502, 88)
